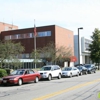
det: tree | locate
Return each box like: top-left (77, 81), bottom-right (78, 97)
top-left (31, 42), bottom-right (73, 67)
top-left (89, 28), bottom-right (100, 70)
top-left (0, 40), bottom-right (24, 68)
top-left (31, 49), bottom-right (42, 68)
top-left (40, 42), bottom-right (72, 65)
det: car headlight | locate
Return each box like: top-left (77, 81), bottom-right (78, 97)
top-left (9, 78), bottom-right (17, 80)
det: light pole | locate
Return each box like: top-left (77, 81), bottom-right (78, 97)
top-left (78, 27), bottom-right (83, 64)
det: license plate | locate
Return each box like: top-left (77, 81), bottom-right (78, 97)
top-left (3, 80), bottom-right (7, 83)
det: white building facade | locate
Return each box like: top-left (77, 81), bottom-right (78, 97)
top-left (74, 35), bottom-right (92, 65)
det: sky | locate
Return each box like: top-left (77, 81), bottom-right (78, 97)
top-left (0, 0), bottom-right (100, 39)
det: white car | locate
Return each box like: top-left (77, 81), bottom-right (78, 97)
top-left (38, 65), bottom-right (62, 81)
top-left (62, 67), bottom-right (80, 78)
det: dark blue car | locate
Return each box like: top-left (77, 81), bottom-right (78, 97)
top-left (84, 64), bottom-right (96, 74)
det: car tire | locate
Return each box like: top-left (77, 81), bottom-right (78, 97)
top-left (94, 70), bottom-right (96, 73)
top-left (85, 71), bottom-right (87, 75)
top-left (34, 77), bottom-right (39, 83)
top-left (18, 79), bottom-right (22, 86)
top-left (48, 75), bottom-right (52, 81)
top-left (90, 71), bottom-right (92, 74)
top-left (58, 73), bottom-right (61, 79)
top-left (80, 72), bottom-right (82, 76)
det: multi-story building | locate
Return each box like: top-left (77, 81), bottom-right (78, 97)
top-left (0, 22), bottom-right (18, 33)
top-left (1, 25), bottom-right (74, 68)
top-left (74, 35), bottom-right (92, 65)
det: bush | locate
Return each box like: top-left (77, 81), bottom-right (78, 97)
top-left (0, 69), bottom-right (7, 78)
top-left (5, 68), bottom-right (11, 75)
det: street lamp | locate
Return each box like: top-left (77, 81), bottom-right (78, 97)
top-left (78, 27), bottom-right (83, 64)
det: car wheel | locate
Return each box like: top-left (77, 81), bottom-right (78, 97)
top-left (80, 72), bottom-right (82, 76)
top-left (18, 79), bottom-right (22, 86)
top-left (58, 73), bottom-right (61, 79)
top-left (48, 75), bottom-right (52, 81)
top-left (90, 71), bottom-right (92, 74)
top-left (85, 71), bottom-right (87, 75)
top-left (94, 70), bottom-right (96, 73)
top-left (34, 77), bottom-right (39, 83)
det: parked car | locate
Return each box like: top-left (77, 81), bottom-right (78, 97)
top-left (0, 69), bottom-right (41, 86)
top-left (38, 65), bottom-right (62, 81)
top-left (76, 65), bottom-right (88, 75)
top-left (61, 67), bottom-right (80, 78)
top-left (84, 64), bottom-right (96, 74)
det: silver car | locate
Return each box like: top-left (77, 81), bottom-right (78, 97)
top-left (62, 67), bottom-right (80, 78)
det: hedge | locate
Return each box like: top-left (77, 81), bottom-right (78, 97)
top-left (0, 69), bottom-right (7, 78)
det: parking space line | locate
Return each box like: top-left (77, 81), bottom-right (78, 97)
top-left (33, 78), bottom-right (100, 100)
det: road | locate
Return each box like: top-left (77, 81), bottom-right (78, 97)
top-left (0, 71), bottom-right (100, 100)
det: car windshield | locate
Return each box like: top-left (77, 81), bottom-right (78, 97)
top-left (84, 65), bottom-right (91, 68)
top-left (11, 70), bottom-right (25, 75)
top-left (62, 67), bottom-right (72, 71)
top-left (77, 66), bottom-right (82, 69)
top-left (40, 66), bottom-right (51, 71)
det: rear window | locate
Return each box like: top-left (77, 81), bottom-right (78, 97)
top-left (85, 65), bottom-right (91, 68)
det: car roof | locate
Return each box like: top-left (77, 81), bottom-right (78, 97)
top-left (43, 65), bottom-right (59, 67)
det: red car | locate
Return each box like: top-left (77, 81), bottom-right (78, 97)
top-left (0, 69), bottom-right (41, 86)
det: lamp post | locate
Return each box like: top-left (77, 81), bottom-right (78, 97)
top-left (78, 27), bottom-right (83, 64)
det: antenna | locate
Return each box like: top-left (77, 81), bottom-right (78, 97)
top-left (3, 18), bottom-right (5, 24)
top-left (11, 18), bottom-right (13, 30)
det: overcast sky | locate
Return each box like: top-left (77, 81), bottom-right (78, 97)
top-left (0, 0), bottom-right (100, 39)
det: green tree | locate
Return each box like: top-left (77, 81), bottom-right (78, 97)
top-left (89, 28), bottom-right (100, 70)
top-left (0, 40), bottom-right (24, 68)
top-left (31, 49), bottom-right (41, 68)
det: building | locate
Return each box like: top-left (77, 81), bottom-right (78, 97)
top-left (0, 22), bottom-right (18, 33)
top-left (74, 35), bottom-right (92, 65)
top-left (1, 25), bottom-right (74, 68)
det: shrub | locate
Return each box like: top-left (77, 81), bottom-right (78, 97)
top-left (5, 68), bottom-right (11, 75)
top-left (0, 69), bottom-right (7, 78)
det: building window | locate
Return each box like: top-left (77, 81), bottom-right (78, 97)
top-left (24, 33), bottom-right (30, 38)
top-left (5, 26), bottom-right (8, 31)
top-left (18, 34), bottom-right (24, 39)
top-left (4, 31), bottom-right (51, 40)
top-left (5, 35), bottom-right (11, 40)
top-left (37, 31), bottom-right (51, 37)
top-left (29, 33), bottom-right (33, 38)
top-left (11, 35), bottom-right (17, 39)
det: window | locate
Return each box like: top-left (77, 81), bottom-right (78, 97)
top-left (37, 31), bottom-right (51, 37)
top-left (5, 26), bottom-right (8, 31)
top-left (30, 33), bottom-right (33, 38)
top-left (5, 36), bottom-right (11, 40)
top-left (24, 33), bottom-right (30, 38)
top-left (11, 35), bottom-right (17, 39)
top-left (4, 31), bottom-right (51, 40)
top-left (29, 70), bottom-right (34, 74)
top-left (18, 34), bottom-right (24, 39)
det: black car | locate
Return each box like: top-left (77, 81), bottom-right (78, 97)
top-left (76, 65), bottom-right (88, 75)
top-left (84, 64), bottom-right (96, 74)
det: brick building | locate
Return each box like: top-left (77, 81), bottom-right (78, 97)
top-left (1, 25), bottom-right (74, 68)
top-left (0, 22), bottom-right (18, 33)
